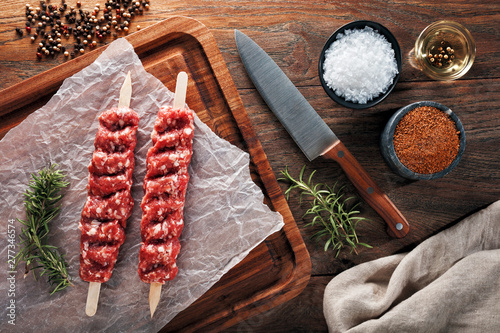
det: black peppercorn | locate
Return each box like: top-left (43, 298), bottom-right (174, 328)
top-left (17, 0), bottom-right (150, 61)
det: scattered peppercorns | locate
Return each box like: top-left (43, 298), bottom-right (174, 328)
top-left (427, 40), bottom-right (455, 68)
top-left (16, 0), bottom-right (150, 60)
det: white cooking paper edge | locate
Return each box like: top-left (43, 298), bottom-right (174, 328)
top-left (0, 38), bottom-right (284, 332)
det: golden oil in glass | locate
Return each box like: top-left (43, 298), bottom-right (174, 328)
top-left (415, 21), bottom-right (475, 80)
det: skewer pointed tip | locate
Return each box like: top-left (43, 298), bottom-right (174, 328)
top-left (118, 71), bottom-right (132, 108)
top-left (86, 282), bottom-right (101, 317)
top-left (149, 282), bottom-right (162, 318)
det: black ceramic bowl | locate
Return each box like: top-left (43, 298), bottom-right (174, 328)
top-left (380, 101), bottom-right (466, 180)
top-left (318, 20), bottom-right (402, 109)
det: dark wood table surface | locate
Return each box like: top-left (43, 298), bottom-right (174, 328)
top-left (1, 1), bottom-right (499, 331)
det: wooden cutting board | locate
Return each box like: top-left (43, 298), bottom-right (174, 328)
top-left (0, 16), bottom-right (311, 331)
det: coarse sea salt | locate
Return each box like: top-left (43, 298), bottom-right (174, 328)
top-left (322, 26), bottom-right (399, 104)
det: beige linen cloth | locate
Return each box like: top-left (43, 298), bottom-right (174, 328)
top-left (324, 200), bottom-right (500, 332)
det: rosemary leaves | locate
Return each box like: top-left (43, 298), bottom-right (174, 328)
top-left (15, 164), bottom-right (72, 294)
top-left (280, 166), bottom-right (371, 256)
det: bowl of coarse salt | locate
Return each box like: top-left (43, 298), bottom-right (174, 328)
top-left (319, 21), bottom-right (402, 109)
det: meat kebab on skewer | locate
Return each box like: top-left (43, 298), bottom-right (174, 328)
top-left (79, 72), bottom-right (138, 317)
top-left (138, 72), bottom-right (194, 317)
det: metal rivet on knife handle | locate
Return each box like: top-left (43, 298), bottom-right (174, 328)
top-left (323, 141), bottom-right (410, 238)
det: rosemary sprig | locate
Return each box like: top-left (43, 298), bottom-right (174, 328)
top-left (280, 166), bottom-right (372, 257)
top-left (15, 164), bottom-right (72, 294)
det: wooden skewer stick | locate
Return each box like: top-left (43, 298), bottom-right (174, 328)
top-left (85, 72), bottom-right (132, 317)
top-left (173, 71), bottom-right (188, 109)
top-left (149, 282), bottom-right (162, 318)
top-left (86, 282), bottom-right (101, 317)
top-left (119, 71), bottom-right (132, 108)
top-left (149, 71), bottom-right (188, 319)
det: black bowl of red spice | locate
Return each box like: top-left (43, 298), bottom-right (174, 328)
top-left (380, 101), bottom-right (466, 180)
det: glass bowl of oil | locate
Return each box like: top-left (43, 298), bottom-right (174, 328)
top-left (415, 21), bottom-right (475, 80)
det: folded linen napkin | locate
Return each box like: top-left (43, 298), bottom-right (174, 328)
top-left (324, 200), bottom-right (500, 332)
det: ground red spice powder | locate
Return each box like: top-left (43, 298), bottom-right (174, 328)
top-left (393, 106), bottom-right (460, 174)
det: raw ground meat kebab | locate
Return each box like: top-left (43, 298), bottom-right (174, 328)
top-left (138, 105), bottom-right (194, 284)
top-left (79, 105), bottom-right (139, 283)
top-left (80, 72), bottom-right (137, 316)
top-left (141, 71), bottom-right (192, 317)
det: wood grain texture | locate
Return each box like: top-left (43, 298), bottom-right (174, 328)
top-left (226, 276), bottom-right (331, 333)
top-left (1, 0), bottom-right (500, 331)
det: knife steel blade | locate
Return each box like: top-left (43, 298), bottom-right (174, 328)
top-left (235, 29), bottom-right (409, 238)
top-left (235, 30), bottom-right (338, 161)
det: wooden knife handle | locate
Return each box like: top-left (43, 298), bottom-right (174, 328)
top-left (323, 141), bottom-right (409, 238)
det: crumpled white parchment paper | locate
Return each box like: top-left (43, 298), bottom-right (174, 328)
top-left (0, 38), bottom-right (284, 332)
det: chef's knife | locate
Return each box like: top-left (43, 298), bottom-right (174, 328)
top-left (235, 30), bottom-right (409, 238)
